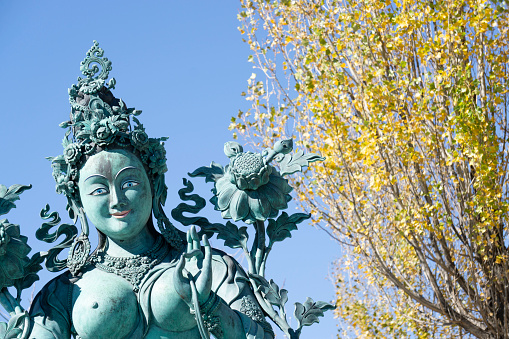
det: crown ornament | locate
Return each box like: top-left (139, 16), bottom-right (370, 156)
top-left (68, 40), bottom-right (117, 122)
top-left (53, 41), bottom-right (168, 198)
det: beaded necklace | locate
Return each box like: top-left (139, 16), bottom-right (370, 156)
top-left (90, 236), bottom-right (171, 292)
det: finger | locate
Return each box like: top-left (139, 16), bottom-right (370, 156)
top-left (187, 229), bottom-right (193, 253)
top-left (197, 234), bottom-right (212, 298)
top-left (191, 225), bottom-right (200, 250)
top-left (183, 249), bottom-right (203, 259)
top-left (173, 255), bottom-right (191, 302)
top-left (201, 235), bottom-right (212, 277)
top-left (202, 234), bottom-right (211, 262)
top-left (174, 255), bottom-right (187, 284)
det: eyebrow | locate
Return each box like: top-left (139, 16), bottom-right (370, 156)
top-left (83, 167), bottom-right (140, 183)
top-left (114, 166), bottom-right (140, 180)
top-left (84, 174), bottom-right (108, 183)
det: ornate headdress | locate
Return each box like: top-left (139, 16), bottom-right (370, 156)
top-left (50, 41), bottom-right (184, 275)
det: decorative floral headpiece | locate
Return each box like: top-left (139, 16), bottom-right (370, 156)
top-left (50, 41), bottom-right (168, 201)
top-left (49, 41), bottom-right (183, 275)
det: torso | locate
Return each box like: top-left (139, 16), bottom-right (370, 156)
top-left (29, 244), bottom-right (266, 339)
top-left (71, 250), bottom-right (200, 339)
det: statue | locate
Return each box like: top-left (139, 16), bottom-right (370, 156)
top-left (0, 41), bottom-right (333, 339)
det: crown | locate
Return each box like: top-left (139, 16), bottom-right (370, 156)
top-left (51, 41), bottom-right (168, 200)
top-left (61, 41), bottom-right (141, 143)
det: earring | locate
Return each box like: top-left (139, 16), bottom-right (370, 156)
top-left (67, 233), bottom-right (91, 276)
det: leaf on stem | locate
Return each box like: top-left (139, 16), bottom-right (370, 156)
top-left (216, 221), bottom-right (249, 249)
top-left (277, 150), bottom-right (325, 176)
top-left (0, 185), bottom-right (32, 217)
top-left (267, 212), bottom-right (310, 245)
top-left (294, 297), bottom-right (335, 329)
top-left (188, 162), bottom-right (225, 183)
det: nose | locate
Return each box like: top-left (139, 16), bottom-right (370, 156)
top-left (110, 186), bottom-right (128, 210)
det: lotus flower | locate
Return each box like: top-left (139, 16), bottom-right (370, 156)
top-left (0, 220), bottom-right (31, 289)
top-left (211, 151), bottom-right (293, 224)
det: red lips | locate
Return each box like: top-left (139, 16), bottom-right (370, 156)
top-left (111, 210), bottom-right (131, 219)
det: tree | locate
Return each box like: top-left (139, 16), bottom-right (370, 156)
top-left (232, 0), bottom-right (509, 337)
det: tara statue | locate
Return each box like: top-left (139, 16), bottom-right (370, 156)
top-left (0, 41), bottom-right (333, 339)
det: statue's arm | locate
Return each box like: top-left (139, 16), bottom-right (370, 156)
top-left (28, 274), bottom-right (72, 339)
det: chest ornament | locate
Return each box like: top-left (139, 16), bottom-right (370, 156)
top-left (89, 236), bottom-right (170, 292)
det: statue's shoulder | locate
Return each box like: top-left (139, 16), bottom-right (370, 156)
top-left (33, 270), bottom-right (75, 301)
top-left (29, 270), bottom-right (75, 336)
top-left (31, 271), bottom-right (74, 308)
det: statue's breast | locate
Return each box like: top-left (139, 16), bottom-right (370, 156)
top-left (72, 269), bottom-right (139, 339)
top-left (149, 266), bottom-right (198, 332)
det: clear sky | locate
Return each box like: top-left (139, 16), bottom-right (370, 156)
top-left (0, 1), bottom-right (340, 337)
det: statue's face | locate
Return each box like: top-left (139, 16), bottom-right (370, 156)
top-left (78, 149), bottom-right (152, 241)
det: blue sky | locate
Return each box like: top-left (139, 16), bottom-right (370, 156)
top-left (0, 1), bottom-right (339, 337)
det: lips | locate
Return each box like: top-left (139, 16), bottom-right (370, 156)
top-left (111, 210), bottom-right (131, 219)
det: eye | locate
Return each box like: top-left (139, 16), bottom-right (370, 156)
top-left (122, 180), bottom-right (139, 190)
top-left (90, 187), bottom-right (108, 196)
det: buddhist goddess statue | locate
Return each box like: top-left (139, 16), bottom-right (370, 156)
top-left (0, 41), bottom-right (333, 339)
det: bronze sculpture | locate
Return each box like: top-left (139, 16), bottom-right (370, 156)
top-left (0, 41), bottom-right (332, 339)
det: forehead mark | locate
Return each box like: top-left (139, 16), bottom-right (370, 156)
top-left (114, 166), bottom-right (140, 180)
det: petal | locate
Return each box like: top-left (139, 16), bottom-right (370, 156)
top-left (217, 182), bottom-right (238, 210)
top-left (258, 183), bottom-right (288, 210)
top-left (236, 177), bottom-right (248, 190)
top-left (243, 211), bottom-right (256, 224)
top-left (246, 190), bottom-right (262, 219)
top-left (259, 167), bottom-right (271, 186)
top-left (247, 176), bottom-right (260, 190)
top-left (268, 206), bottom-right (279, 219)
top-left (5, 224), bottom-right (20, 237)
top-left (0, 320), bottom-right (7, 336)
top-left (7, 239), bottom-right (31, 258)
top-left (221, 209), bottom-right (232, 219)
top-left (215, 175), bottom-right (231, 193)
top-left (268, 174), bottom-right (293, 194)
top-left (1, 253), bottom-right (24, 279)
top-left (229, 190), bottom-right (249, 221)
top-left (0, 270), bottom-right (7, 288)
top-left (247, 190), bottom-right (270, 220)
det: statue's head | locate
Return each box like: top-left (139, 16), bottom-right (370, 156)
top-left (50, 41), bottom-right (183, 275)
top-left (77, 149), bottom-right (153, 242)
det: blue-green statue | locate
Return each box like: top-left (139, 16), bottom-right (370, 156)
top-left (0, 41), bottom-right (333, 339)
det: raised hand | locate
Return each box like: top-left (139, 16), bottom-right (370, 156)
top-left (173, 225), bottom-right (212, 307)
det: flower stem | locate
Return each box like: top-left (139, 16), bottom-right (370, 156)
top-left (259, 245), bottom-right (272, 277)
top-left (248, 277), bottom-right (297, 338)
top-left (254, 220), bottom-right (266, 274)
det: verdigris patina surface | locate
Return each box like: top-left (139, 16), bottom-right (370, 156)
top-left (0, 41), bottom-right (333, 339)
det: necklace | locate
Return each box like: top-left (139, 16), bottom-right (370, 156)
top-left (90, 236), bottom-right (171, 292)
